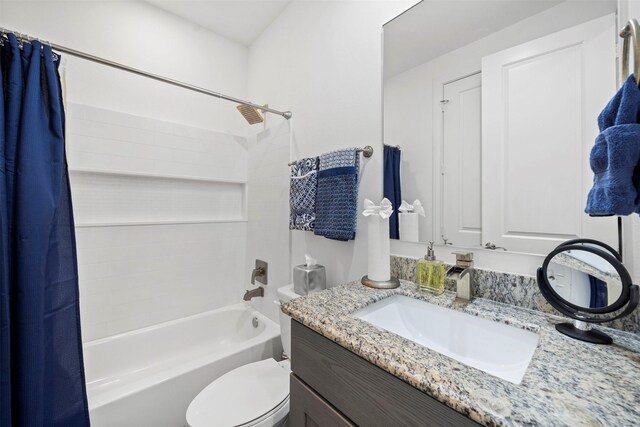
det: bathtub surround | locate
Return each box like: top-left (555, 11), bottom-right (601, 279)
top-left (68, 104), bottom-right (248, 341)
top-left (390, 255), bottom-right (640, 333)
top-left (282, 281), bottom-right (640, 426)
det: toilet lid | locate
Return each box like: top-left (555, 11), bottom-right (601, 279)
top-left (187, 358), bottom-right (290, 427)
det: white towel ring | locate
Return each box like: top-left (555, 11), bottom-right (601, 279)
top-left (620, 19), bottom-right (640, 85)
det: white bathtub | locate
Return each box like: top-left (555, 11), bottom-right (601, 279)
top-left (84, 303), bottom-right (282, 427)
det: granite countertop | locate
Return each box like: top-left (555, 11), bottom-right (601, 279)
top-left (281, 281), bottom-right (640, 427)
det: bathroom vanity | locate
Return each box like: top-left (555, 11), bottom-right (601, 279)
top-left (289, 320), bottom-right (478, 426)
top-left (282, 282), bottom-right (640, 426)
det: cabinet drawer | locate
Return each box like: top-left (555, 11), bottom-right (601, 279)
top-left (291, 320), bottom-right (479, 427)
top-left (290, 374), bottom-right (355, 427)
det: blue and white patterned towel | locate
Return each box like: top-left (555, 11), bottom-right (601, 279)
top-left (289, 157), bottom-right (319, 231)
top-left (314, 148), bottom-right (360, 241)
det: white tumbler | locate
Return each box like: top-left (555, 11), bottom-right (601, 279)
top-left (399, 212), bottom-right (419, 242)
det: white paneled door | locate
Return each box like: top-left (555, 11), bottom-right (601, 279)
top-left (482, 14), bottom-right (617, 254)
top-left (442, 73), bottom-right (482, 248)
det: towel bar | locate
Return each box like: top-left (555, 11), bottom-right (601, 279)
top-left (620, 19), bottom-right (640, 85)
top-left (288, 145), bottom-right (373, 166)
top-left (616, 18), bottom-right (640, 259)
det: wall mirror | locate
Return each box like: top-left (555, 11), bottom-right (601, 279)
top-left (383, 0), bottom-right (620, 255)
top-left (537, 239), bottom-right (638, 344)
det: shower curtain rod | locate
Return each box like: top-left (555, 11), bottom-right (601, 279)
top-left (0, 28), bottom-right (293, 120)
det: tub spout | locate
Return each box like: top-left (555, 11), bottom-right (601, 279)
top-left (243, 287), bottom-right (264, 301)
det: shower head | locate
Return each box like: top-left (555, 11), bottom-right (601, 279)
top-left (237, 104), bottom-right (265, 125)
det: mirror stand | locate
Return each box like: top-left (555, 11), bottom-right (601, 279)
top-left (555, 321), bottom-right (613, 345)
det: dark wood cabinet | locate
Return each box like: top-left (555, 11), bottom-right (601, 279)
top-left (290, 374), bottom-right (355, 427)
top-left (290, 320), bottom-right (480, 427)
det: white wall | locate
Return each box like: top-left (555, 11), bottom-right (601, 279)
top-left (0, 0), bottom-right (253, 340)
top-left (0, 0), bottom-right (249, 134)
top-left (248, 0), bottom-right (417, 288)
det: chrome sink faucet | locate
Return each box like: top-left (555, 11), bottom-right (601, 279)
top-left (446, 252), bottom-right (474, 301)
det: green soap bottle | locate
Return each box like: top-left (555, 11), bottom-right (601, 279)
top-left (416, 242), bottom-right (446, 295)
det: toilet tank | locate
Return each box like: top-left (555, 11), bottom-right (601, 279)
top-left (276, 285), bottom-right (302, 357)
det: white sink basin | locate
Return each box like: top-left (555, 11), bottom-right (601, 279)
top-left (353, 295), bottom-right (539, 384)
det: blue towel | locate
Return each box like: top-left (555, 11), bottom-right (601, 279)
top-left (289, 157), bottom-right (319, 231)
top-left (585, 75), bottom-right (640, 216)
top-left (383, 145), bottom-right (402, 239)
top-left (314, 148), bottom-right (360, 241)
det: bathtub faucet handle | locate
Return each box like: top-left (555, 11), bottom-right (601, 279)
top-left (251, 267), bottom-right (264, 284)
top-left (251, 259), bottom-right (268, 285)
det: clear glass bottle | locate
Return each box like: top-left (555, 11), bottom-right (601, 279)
top-left (416, 242), bottom-right (446, 295)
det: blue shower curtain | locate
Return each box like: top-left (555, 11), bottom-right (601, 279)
top-left (1, 33), bottom-right (90, 426)
top-left (383, 145), bottom-right (402, 239)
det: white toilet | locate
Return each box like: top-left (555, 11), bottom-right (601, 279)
top-left (186, 285), bottom-right (300, 427)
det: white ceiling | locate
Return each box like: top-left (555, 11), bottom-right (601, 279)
top-left (384, 0), bottom-right (566, 78)
top-left (146, 0), bottom-right (291, 46)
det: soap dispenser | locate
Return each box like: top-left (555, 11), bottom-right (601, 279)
top-left (416, 242), bottom-right (446, 295)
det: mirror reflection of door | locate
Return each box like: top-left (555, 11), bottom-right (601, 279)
top-left (441, 73), bottom-right (482, 248)
top-left (482, 14), bottom-right (617, 254)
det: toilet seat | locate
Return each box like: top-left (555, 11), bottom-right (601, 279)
top-left (187, 358), bottom-right (290, 427)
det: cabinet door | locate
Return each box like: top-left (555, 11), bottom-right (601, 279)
top-left (482, 14), bottom-right (617, 254)
top-left (290, 374), bottom-right (355, 427)
top-left (442, 73), bottom-right (482, 247)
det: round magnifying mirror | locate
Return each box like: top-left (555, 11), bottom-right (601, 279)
top-left (538, 242), bottom-right (639, 344)
top-left (545, 247), bottom-right (626, 312)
